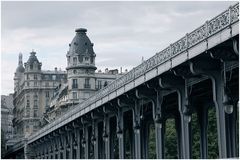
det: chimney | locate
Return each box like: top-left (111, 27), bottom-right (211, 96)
top-left (105, 68), bottom-right (108, 73)
top-left (55, 67), bottom-right (57, 72)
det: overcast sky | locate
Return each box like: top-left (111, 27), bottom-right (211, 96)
top-left (1, 1), bottom-right (236, 95)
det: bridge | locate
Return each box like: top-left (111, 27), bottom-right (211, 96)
top-left (5, 3), bottom-right (239, 159)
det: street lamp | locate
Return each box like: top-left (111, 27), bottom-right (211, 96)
top-left (91, 134), bottom-right (96, 145)
top-left (155, 114), bottom-right (163, 128)
top-left (103, 130), bottom-right (108, 141)
top-left (117, 125), bottom-right (123, 138)
top-left (222, 62), bottom-right (234, 114)
top-left (73, 140), bottom-right (78, 149)
top-left (183, 99), bottom-right (192, 123)
top-left (223, 88), bottom-right (234, 114)
top-left (81, 137), bottom-right (86, 148)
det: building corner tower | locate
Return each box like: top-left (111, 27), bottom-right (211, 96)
top-left (66, 28), bottom-right (97, 104)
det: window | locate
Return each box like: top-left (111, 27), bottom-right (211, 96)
top-left (34, 74), bottom-right (37, 80)
top-left (34, 81), bottom-right (37, 86)
top-left (85, 57), bottom-right (89, 61)
top-left (45, 75), bottom-right (49, 80)
top-left (73, 70), bottom-right (77, 74)
top-left (27, 82), bottom-right (30, 86)
top-left (46, 82), bottom-right (49, 87)
top-left (26, 98), bottom-right (30, 117)
top-left (67, 56), bottom-right (70, 64)
top-left (90, 57), bottom-right (94, 64)
top-left (72, 79), bottom-right (78, 89)
top-left (33, 109), bottom-right (38, 117)
top-left (72, 92), bottom-right (77, 99)
top-left (26, 125), bottom-right (29, 132)
top-left (73, 57), bottom-right (77, 65)
top-left (26, 74), bottom-right (29, 80)
top-left (52, 75), bottom-right (56, 80)
top-left (97, 80), bottom-right (102, 89)
top-left (84, 78), bottom-right (90, 88)
top-left (46, 91), bottom-right (49, 98)
top-left (78, 55), bottom-right (83, 63)
top-left (34, 100), bottom-right (38, 106)
top-left (30, 65), bottom-right (33, 70)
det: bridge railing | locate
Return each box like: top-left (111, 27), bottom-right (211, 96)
top-left (28, 3), bottom-right (238, 143)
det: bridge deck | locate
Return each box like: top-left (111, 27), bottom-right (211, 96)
top-left (28, 3), bottom-right (239, 144)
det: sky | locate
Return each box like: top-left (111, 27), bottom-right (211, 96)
top-left (1, 1), bottom-right (237, 95)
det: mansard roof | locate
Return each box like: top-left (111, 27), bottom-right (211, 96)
top-left (67, 28), bottom-right (95, 56)
top-left (27, 51), bottom-right (40, 65)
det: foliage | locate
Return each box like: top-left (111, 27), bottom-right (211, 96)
top-left (148, 124), bottom-right (156, 159)
top-left (191, 112), bottom-right (201, 159)
top-left (207, 107), bottom-right (219, 158)
top-left (164, 119), bottom-right (178, 159)
top-left (146, 106), bottom-right (228, 159)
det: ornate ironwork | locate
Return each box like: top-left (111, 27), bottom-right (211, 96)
top-left (231, 3), bottom-right (239, 23)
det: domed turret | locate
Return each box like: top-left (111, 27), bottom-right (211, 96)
top-left (16, 53), bottom-right (25, 73)
top-left (67, 28), bottom-right (95, 56)
top-left (27, 51), bottom-right (39, 64)
top-left (66, 28), bottom-right (97, 104)
top-left (66, 28), bottom-right (96, 70)
top-left (24, 51), bottom-right (42, 71)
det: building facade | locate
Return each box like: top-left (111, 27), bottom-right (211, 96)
top-left (46, 28), bottom-right (124, 122)
top-left (1, 94), bottom-right (14, 141)
top-left (13, 52), bottom-right (67, 138)
top-left (13, 28), bottom-right (125, 137)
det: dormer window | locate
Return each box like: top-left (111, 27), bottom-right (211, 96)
top-left (73, 57), bottom-right (77, 65)
top-left (78, 55), bottom-right (83, 63)
top-left (67, 56), bottom-right (70, 64)
top-left (90, 57), bottom-right (94, 64)
top-left (85, 57), bottom-right (89, 61)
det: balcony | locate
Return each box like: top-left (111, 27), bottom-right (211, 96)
top-left (84, 84), bottom-right (91, 89)
top-left (72, 84), bottom-right (78, 89)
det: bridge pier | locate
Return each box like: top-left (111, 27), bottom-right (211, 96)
top-left (190, 57), bottom-right (229, 158)
top-left (159, 73), bottom-right (192, 159)
top-left (132, 99), bottom-right (142, 159)
top-left (103, 113), bottom-right (110, 159)
top-left (196, 103), bottom-right (209, 159)
top-left (116, 107), bottom-right (124, 159)
top-left (136, 84), bottom-right (166, 159)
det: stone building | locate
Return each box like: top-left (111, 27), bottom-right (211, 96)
top-left (13, 52), bottom-right (67, 138)
top-left (45, 28), bottom-right (124, 122)
top-left (1, 94), bottom-right (14, 141)
top-left (13, 28), bottom-right (125, 136)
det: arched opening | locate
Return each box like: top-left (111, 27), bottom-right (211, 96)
top-left (88, 126), bottom-right (94, 159)
top-left (191, 110), bottom-right (201, 158)
top-left (147, 122), bottom-right (156, 159)
top-left (79, 130), bottom-right (84, 159)
top-left (164, 118), bottom-right (178, 158)
top-left (110, 116), bottom-right (119, 158)
top-left (123, 110), bottom-right (134, 158)
top-left (98, 122), bottom-right (104, 158)
top-left (207, 106), bottom-right (219, 158)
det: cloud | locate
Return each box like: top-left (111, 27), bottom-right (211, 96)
top-left (1, 1), bottom-right (236, 95)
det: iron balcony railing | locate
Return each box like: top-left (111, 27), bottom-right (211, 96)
top-left (72, 84), bottom-right (78, 89)
top-left (84, 84), bottom-right (91, 89)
